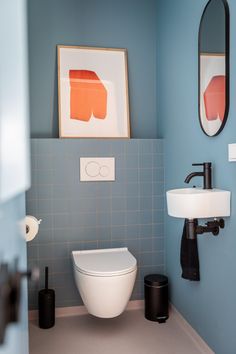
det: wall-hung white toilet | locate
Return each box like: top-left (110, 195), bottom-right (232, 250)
top-left (72, 247), bottom-right (137, 318)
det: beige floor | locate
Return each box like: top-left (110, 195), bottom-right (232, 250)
top-left (29, 309), bottom-right (205, 354)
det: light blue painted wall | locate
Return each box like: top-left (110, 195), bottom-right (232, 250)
top-left (157, 0), bottom-right (236, 353)
top-left (28, 0), bottom-right (158, 139)
top-left (26, 139), bottom-right (164, 309)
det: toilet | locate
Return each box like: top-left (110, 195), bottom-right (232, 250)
top-left (72, 247), bottom-right (137, 318)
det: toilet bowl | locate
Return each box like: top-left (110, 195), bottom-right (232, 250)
top-left (72, 247), bottom-right (137, 318)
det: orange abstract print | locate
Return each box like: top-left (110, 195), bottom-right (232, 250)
top-left (69, 70), bottom-right (107, 122)
top-left (203, 75), bottom-right (225, 122)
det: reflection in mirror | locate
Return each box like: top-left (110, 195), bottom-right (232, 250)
top-left (199, 0), bottom-right (229, 137)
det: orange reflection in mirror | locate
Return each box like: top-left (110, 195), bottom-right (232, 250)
top-left (203, 75), bottom-right (225, 122)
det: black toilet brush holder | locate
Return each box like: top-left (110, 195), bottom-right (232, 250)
top-left (38, 266), bottom-right (55, 329)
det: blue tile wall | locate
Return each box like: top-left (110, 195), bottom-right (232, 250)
top-left (26, 139), bottom-right (164, 309)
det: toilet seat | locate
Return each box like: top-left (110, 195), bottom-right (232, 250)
top-left (72, 247), bottom-right (137, 277)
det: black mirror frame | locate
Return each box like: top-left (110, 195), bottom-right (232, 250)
top-left (198, 0), bottom-right (230, 137)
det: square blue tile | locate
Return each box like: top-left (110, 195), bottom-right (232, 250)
top-left (68, 241), bottom-right (83, 254)
top-left (30, 140), bottom-right (38, 155)
top-left (97, 240), bottom-right (112, 249)
top-left (80, 227), bottom-right (97, 241)
top-left (27, 245), bottom-right (38, 260)
top-left (140, 197), bottom-right (152, 210)
top-left (125, 169), bottom-right (139, 183)
top-left (26, 187), bottom-right (37, 201)
top-left (95, 183), bottom-right (111, 198)
top-left (138, 252), bottom-right (153, 266)
top-left (125, 154), bottom-right (139, 169)
top-left (82, 241), bottom-right (98, 250)
top-left (52, 258), bottom-right (71, 274)
top-left (36, 184), bottom-right (53, 199)
top-left (96, 198), bottom-right (111, 213)
top-left (153, 195), bottom-right (164, 209)
top-left (140, 169), bottom-right (152, 183)
top-left (153, 183), bottom-right (164, 196)
top-left (52, 199), bottom-right (70, 214)
top-left (139, 224), bottom-right (152, 238)
top-left (152, 237), bottom-right (164, 251)
top-left (37, 199), bottom-right (52, 214)
top-left (139, 210), bottom-right (152, 224)
top-left (126, 183), bottom-right (139, 197)
top-left (139, 140), bottom-right (153, 154)
top-left (37, 139), bottom-right (53, 154)
top-left (78, 212), bottom-right (97, 227)
top-left (152, 251), bottom-right (164, 265)
top-left (111, 140), bottom-right (125, 155)
top-left (124, 140), bottom-right (139, 154)
top-left (111, 240), bottom-right (126, 248)
top-left (96, 226), bottom-right (111, 239)
top-left (96, 212), bottom-right (111, 227)
top-left (111, 211), bottom-right (126, 226)
top-left (126, 211), bottom-right (140, 225)
top-left (38, 214), bottom-right (53, 230)
top-left (153, 211), bottom-right (164, 224)
top-left (36, 154), bottom-right (53, 171)
top-left (126, 239), bottom-right (140, 254)
top-left (139, 154), bottom-right (152, 169)
top-left (153, 154), bottom-right (164, 168)
top-left (111, 226), bottom-right (126, 240)
top-left (54, 213), bottom-right (70, 228)
top-left (37, 170), bottom-right (53, 185)
top-left (111, 197), bottom-right (126, 211)
top-left (115, 168), bottom-right (126, 183)
top-left (153, 140), bottom-right (163, 153)
top-left (140, 238), bottom-right (153, 252)
top-left (126, 197), bottom-right (139, 211)
top-left (54, 228), bottom-right (69, 243)
top-left (140, 183), bottom-right (152, 197)
top-left (26, 200), bottom-right (38, 215)
top-left (126, 225), bottom-right (140, 239)
top-left (115, 156), bottom-right (125, 169)
top-left (53, 243), bottom-right (69, 259)
top-left (153, 168), bottom-right (164, 182)
top-left (111, 183), bottom-right (126, 197)
top-left (37, 229), bottom-right (53, 243)
top-left (152, 223), bottom-right (164, 237)
top-left (38, 244), bottom-right (53, 260)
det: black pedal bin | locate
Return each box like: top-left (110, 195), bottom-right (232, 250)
top-left (144, 274), bottom-right (169, 323)
top-left (38, 289), bottom-right (55, 329)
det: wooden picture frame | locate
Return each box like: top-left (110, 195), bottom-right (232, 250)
top-left (57, 45), bottom-right (130, 138)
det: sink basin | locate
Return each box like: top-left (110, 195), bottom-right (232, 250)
top-left (166, 188), bottom-right (230, 219)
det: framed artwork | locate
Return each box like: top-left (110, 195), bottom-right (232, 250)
top-left (57, 45), bottom-right (130, 138)
top-left (199, 53), bottom-right (226, 136)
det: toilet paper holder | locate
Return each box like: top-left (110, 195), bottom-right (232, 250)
top-left (25, 215), bottom-right (42, 242)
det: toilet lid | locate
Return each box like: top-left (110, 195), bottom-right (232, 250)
top-left (72, 247), bottom-right (137, 277)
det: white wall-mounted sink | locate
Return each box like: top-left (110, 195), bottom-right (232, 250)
top-left (166, 188), bottom-right (230, 219)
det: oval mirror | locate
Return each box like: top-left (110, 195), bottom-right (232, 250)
top-left (199, 0), bottom-right (229, 137)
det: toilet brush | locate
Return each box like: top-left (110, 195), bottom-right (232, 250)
top-left (38, 266), bottom-right (55, 329)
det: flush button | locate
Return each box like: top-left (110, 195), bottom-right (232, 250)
top-left (85, 161), bottom-right (100, 177)
top-left (80, 158), bottom-right (115, 181)
top-left (100, 165), bottom-right (109, 177)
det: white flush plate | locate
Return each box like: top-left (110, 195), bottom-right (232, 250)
top-left (228, 143), bottom-right (236, 162)
top-left (80, 158), bottom-right (115, 181)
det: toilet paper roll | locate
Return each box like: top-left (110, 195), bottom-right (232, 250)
top-left (25, 215), bottom-right (42, 242)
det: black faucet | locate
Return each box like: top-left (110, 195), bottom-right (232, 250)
top-left (184, 162), bottom-right (212, 189)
